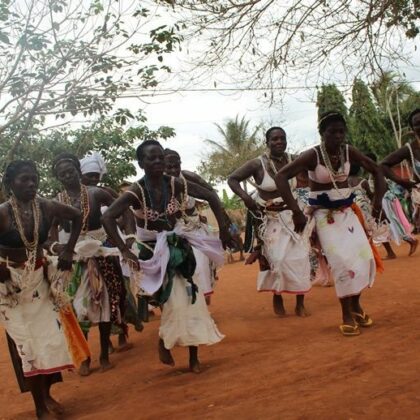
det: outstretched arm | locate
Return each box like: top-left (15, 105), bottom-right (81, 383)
top-left (182, 170), bottom-right (215, 191)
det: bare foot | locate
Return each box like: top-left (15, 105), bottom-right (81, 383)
top-left (37, 409), bottom-right (58, 420)
top-left (295, 306), bottom-right (310, 317)
top-left (273, 294), bottom-right (286, 317)
top-left (382, 254), bottom-right (397, 260)
top-left (409, 239), bottom-right (418, 256)
top-left (45, 396), bottom-right (64, 415)
top-left (116, 342), bottom-right (134, 353)
top-left (78, 359), bottom-right (91, 377)
top-left (100, 359), bottom-right (115, 373)
top-left (158, 339), bottom-right (175, 366)
top-left (189, 359), bottom-right (201, 374)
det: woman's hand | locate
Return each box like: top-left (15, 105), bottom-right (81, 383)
top-left (57, 248), bottom-right (74, 271)
top-left (292, 209), bottom-right (307, 233)
top-left (219, 225), bottom-right (235, 249)
top-left (121, 248), bottom-right (140, 271)
top-left (243, 195), bottom-right (259, 212)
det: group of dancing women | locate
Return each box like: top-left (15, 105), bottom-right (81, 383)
top-left (0, 108), bottom-right (419, 418)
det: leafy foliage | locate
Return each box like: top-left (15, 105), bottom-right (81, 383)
top-left (0, 0), bottom-right (182, 161)
top-left (0, 110), bottom-right (175, 196)
top-left (198, 115), bottom-right (265, 190)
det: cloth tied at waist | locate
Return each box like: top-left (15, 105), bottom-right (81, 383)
top-left (135, 224), bottom-right (224, 297)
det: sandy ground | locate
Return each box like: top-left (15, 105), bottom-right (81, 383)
top-left (1, 240), bottom-right (420, 419)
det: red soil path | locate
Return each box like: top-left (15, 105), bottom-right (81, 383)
top-left (1, 240), bottom-right (420, 419)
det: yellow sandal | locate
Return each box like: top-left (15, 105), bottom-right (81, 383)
top-left (339, 324), bottom-right (361, 336)
top-left (352, 312), bottom-right (373, 327)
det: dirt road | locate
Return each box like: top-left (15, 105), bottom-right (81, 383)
top-left (1, 241), bottom-right (420, 419)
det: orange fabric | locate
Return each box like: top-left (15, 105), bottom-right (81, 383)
top-left (59, 305), bottom-right (90, 368)
top-left (351, 204), bottom-right (384, 274)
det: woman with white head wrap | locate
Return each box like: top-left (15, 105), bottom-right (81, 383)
top-left (80, 152), bottom-right (107, 186)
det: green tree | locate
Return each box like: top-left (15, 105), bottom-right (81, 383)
top-left (197, 115), bottom-right (265, 192)
top-left (316, 84), bottom-right (348, 121)
top-left (372, 72), bottom-right (420, 148)
top-left (0, 0), bottom-right (182, 161)
top-left (1, 110), bottom-right (175, 196)
top-left (349, 79), bottom-right (394, 158)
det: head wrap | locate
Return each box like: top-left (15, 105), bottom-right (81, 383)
top-left (80, 152), bottom-right (107, 179)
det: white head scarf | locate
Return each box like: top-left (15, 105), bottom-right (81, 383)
top-left (80, 152), bottom-right (107, 180)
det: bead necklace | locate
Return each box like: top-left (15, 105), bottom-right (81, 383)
top-left (60, 184), bottom-right (90, 234)
top-left (9, 195), bottom-right (40, 274)
top-left (319, 142), bottom-right (348, 198)
top-left (265, 152), bottom-right (287, 176)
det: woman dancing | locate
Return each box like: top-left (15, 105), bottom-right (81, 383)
top-left (0, 160), bottom-right (82, 418)
top-left (274, 112), bottom-right (386, 336)
top-left (51, 153), bottom-right (124, 375)
top-left (164, 148), bottom-right (221, 299)
top-left (381, 108), bottom-right (420, 252)
top-left (102, 140), bottom-right (231, 373)
top-left (228, 127), bottom-right (311, 317)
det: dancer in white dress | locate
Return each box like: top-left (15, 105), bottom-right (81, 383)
top-left (102, 140), bottom-right (232, 373)
top-left (274, 112), bottom-right (386, 336)
top-left (228, 127), bottom-right (311, 317)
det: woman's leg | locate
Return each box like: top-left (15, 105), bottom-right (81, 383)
top-left (295, 294), bottom-right (310, 317)
top-left (383, 242), bottom-right (397, 259)
top-left (158, 338), bottom-right (175, 366)
top-left (42, 375), bottom-right (64, 415)
top-left (351, 294), bottom-right (373, 327)
top-left (273, 294), bottom-right (286, 316)
top-left (99, 322), bottom-right (113, 372)
top-left (339, 297), bottom-right (357, 327)
top-left (79, 330), bottom-right (91, 376)
top-left (189, 346), bottom-right (201, 373)
top-left (27, 376), bottom-right (52, 419)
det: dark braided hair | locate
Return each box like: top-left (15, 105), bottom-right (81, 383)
top-left (136, 140), bottom-right (163, 164)
top-left (408, 108), bottom-right (420, 129)
top-left (52, 152), bottom-right (80, 177)
top-left (318, 111), bottom-right (347, 135)
top-left (265, 126), bottom-right (285, 142)
top-left (2, 160), bottom-right (39, 194)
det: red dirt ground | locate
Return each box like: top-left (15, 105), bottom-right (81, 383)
top-left (1, 239), bottom-right (420, 419)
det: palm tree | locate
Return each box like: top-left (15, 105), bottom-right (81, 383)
top-left (198, 115), bottom-right (265, 192)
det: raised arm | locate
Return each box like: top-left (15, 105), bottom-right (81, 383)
top-left (228, 159), bottom-right (261, 211)
top-left (349, 146), bottom-right (386, 215)
top-left (380, 145), bottom-right (417, 189)
top-left (182, 170), bottom-right (215, 192)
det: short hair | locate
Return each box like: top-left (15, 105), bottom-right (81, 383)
top-left (136, 140), bottom-right (163, 163)
top-left (318, 111), bottom-right (347, 135)
top-left (408, 108), bottom-right (420, 129)
top-left (163, 148), bottom-right (180, 159)
top-left (2, 160), bottom-right (38, 194)
top-left (52, 152), bottom-right (80, 176)
top-left (265, 126), bottom-right (285, 142)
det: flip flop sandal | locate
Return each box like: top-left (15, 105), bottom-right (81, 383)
top-left (339, 324), bottom-right (361, 336)
top-left (352, 312), bottom-right (373, 327)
